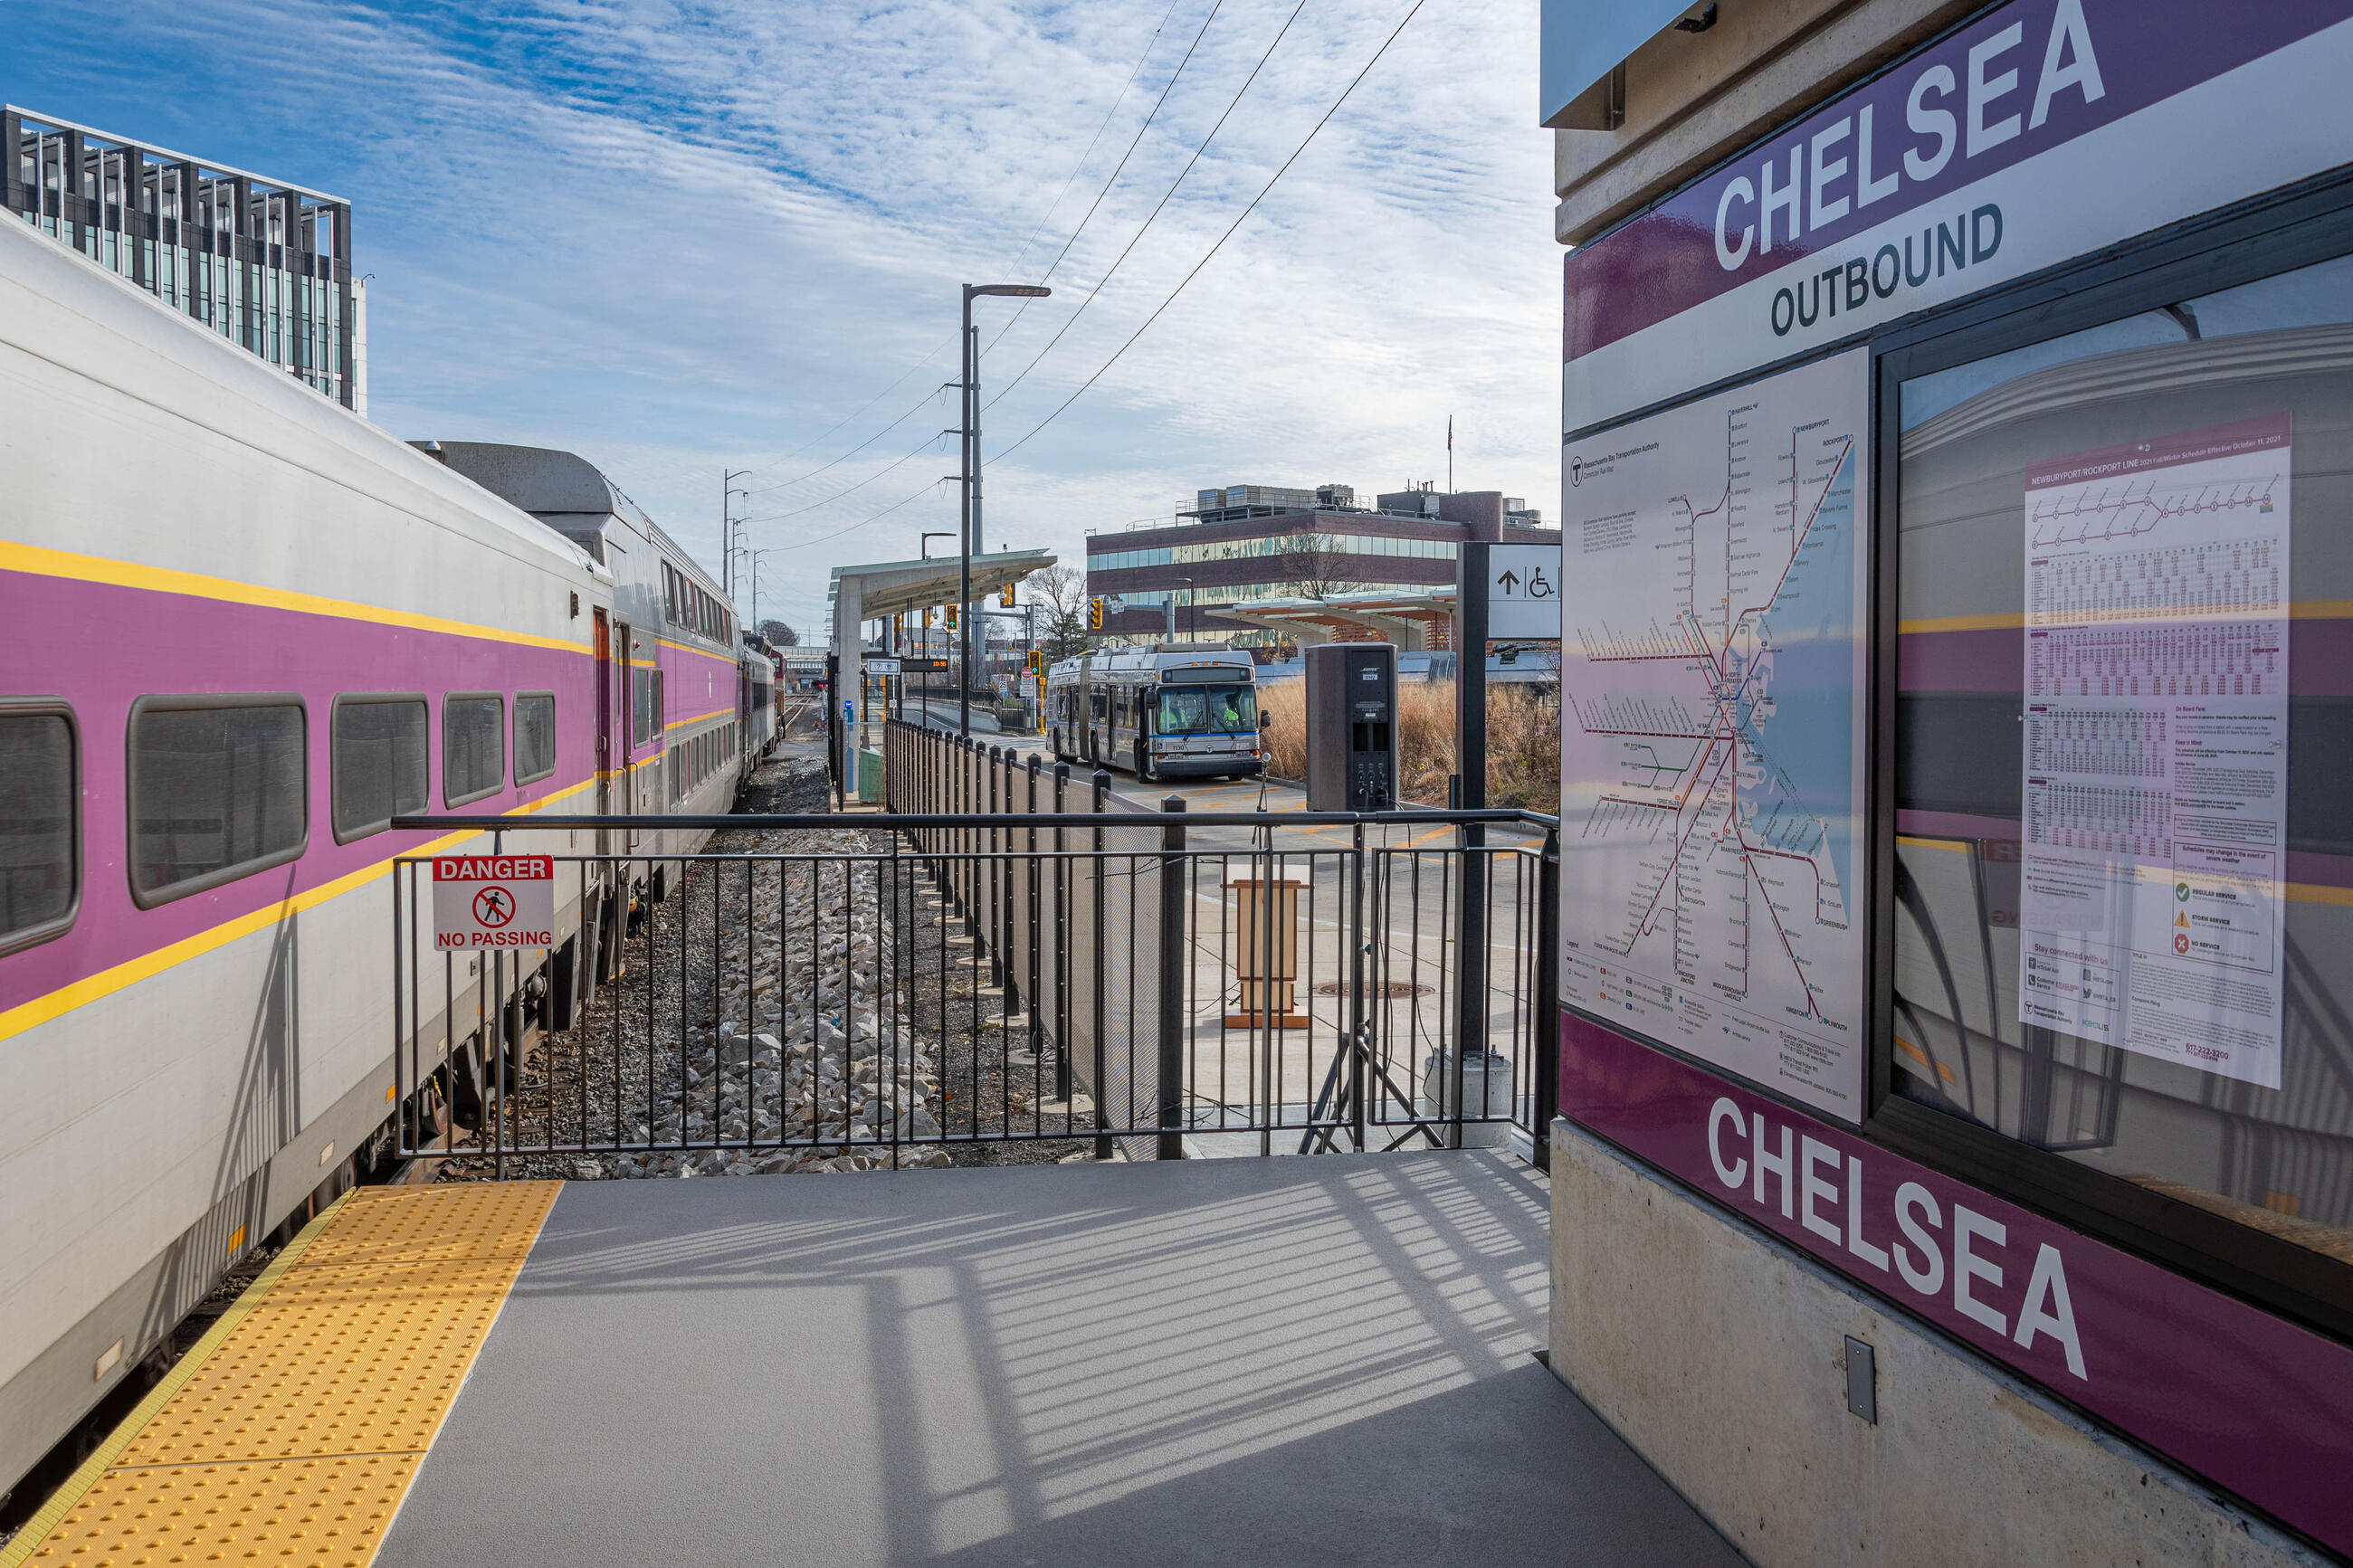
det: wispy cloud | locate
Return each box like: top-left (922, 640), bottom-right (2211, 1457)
top-left (8, 0), bottom-right (1558, 630)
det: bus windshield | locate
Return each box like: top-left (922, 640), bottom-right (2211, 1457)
top-left (1157, 684), bottom-right (1256, 736)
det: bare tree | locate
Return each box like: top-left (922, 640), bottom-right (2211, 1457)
top-left (757, 619), bottom-right (800, 647)
top-left (1273, 528), bottom-right (1364, 601)
top-left (1027, 563), bottom-right (1095, 661)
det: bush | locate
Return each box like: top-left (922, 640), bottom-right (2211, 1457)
top-left (1256, 675), bottom-right (1558, 813)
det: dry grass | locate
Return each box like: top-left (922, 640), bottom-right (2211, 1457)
top-left (1257, 676), bottom-right (1558, 813)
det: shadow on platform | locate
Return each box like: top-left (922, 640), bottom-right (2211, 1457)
top-left (380, 1154), bottom-right (1739, 1567)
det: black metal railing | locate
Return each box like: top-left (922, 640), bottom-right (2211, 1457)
top-left (386, 730), bottom-right (1558, 1174)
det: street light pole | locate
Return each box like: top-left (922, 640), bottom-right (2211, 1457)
top-left (957, 281), bottom-right (1051, 736)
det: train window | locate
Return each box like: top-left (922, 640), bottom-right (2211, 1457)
top-left (514, 692), bottom-right (556, 785)
top-left (0, 702), bottom-right (78, 951)
top-left (128, 696), bottom-right (305, 907)
top-left (330, 695), bottom-right (427, 843)
top-left (443, 693), bottom-right (504, 807)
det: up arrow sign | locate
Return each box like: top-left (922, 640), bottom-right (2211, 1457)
top-left (1481, 542), bottom-right (1563, 639)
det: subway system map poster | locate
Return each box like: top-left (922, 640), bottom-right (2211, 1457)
top-left (1558, 348), bottom-right (1871, 1117)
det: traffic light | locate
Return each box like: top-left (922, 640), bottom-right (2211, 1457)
top-left (1025, 651), bottom-right (1044, 674)
top-left (1088, 597), bottom-right (1105, 632)
top-left (944, 603), bottom-right (958, 631)
top-left (1000, 582), bottom-right (1017, 608)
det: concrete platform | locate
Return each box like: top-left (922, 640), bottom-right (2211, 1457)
top-left (12, 1155), bottom-right (1741, 1567)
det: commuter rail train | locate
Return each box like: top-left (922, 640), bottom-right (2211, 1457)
top-left (0, 213), bottom-right (767, 1495)
top-left (1044, 646), bottom-right (1263, 781)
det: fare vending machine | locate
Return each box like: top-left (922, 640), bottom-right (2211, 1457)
top-left (1304, 642), bottom-right (1396, 811)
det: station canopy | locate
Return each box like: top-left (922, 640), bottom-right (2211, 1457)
top-left (1211, 587), bottom-right (1467, 649)
top-left (826, 547), bottom-right (1057, 622)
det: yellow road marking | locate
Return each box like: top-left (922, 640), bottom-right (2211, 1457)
top-left (0, 540), bottom-right (584, 652)
top-left (8, 1182), bottom-right (559, 1568)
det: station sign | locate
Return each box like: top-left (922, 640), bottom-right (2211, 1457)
top-left (1486, 543), bottom-right (1563, 639)
top-left (432, 855), bottom-right (555, 950)
top-left (864, 657), bottom-right (902, 676)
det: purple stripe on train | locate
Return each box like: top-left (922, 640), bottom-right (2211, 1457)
top-left (1, 568), bottom-right (596, 1019)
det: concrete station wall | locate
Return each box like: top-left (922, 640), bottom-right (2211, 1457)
top-left (1546, 1119), bottom-right (2329, 1568)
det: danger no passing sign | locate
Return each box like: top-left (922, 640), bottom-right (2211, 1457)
top-left (433, 855), bottom-right (556, 950)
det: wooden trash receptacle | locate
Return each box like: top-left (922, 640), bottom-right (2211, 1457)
top-left (1224, 872), bottom-right (1312, 1030)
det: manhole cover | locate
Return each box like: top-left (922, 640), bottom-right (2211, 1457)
top-left (1312, 980), bottom-right (1434, 998)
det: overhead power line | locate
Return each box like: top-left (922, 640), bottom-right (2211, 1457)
top-left (738, 428), bottom-right (947, 525)
top-left (986, 0), bottom-right (1310, 411)
top-left (768, 476), bottom-right (952, 553)
top-left (984, 0), bottom-right (1224, 355)
top-left (737, 5), bottom-right (1196, 508)
top-left (741, 382), bottom-right (948, 499)
top-left (994, 0), bottom-right (1428, 466)
top-left (1001, 0), bottom-right (1188, 280)
top-left (745, 340), bottom-right (948, 475)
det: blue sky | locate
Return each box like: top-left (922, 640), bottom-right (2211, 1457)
top-left (8, 0), bottom-right (1560, 632)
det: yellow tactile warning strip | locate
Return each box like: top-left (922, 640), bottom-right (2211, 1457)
top-left (3, 1182), bottom-right (558, 1568)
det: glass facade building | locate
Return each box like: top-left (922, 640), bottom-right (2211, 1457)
top-left (5, 107), bottom-right (356, 409)
top-left (1086, 484), bottom-right (1553, 644)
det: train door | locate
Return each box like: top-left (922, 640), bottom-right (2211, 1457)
top-left (593, 609), bottom-right (614, 853)
top-left (616, 621), bottom-right (639, 853)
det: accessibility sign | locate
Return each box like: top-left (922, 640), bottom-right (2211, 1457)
top-left (1487, 543), bottom-right (1563, 639)
top-left (433, 855), bottom-right (556, 950)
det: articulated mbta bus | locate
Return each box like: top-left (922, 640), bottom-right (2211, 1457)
top-left (1044, 646), bottom-right (1263, 782)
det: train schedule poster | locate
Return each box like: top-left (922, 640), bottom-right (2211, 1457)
top-left (1557, 348), bottom-right (1871, 1118)
top-left (2018, 416), bottom-right (2291, 1089)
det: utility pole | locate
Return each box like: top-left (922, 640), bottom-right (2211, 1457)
top-left (957, 281), bottom-right (1050, 736)
top-left (958, 299), bottom-right (974, 737)
top-left (721, 468), bottom-right (751, 599)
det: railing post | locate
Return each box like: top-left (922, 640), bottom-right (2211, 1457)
top-left (1534, 822), bottom-right (1561, 1173)
top-left (1053, 760), bottom-right (1072, 1103)
top-left (1091, 766), bottom-right (1111, 1162)
top-left (1452, 825), bottom-right (1485, 1151)
top-left (1157, 795), bottom-right (1187, 1161)
top-left (1003, 748), bottom-right (1019, 1002)
top-left (1349, 820), bottom-right (1368, 1155)
top-left (982, 745), bottom-right (997, 973)
top-left (990, 746), bottom-right (1007, 985)
top-left (958, 738), bottom-right (975, 936)
top-left (1025, 754), bottom-right (1043, 1044)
